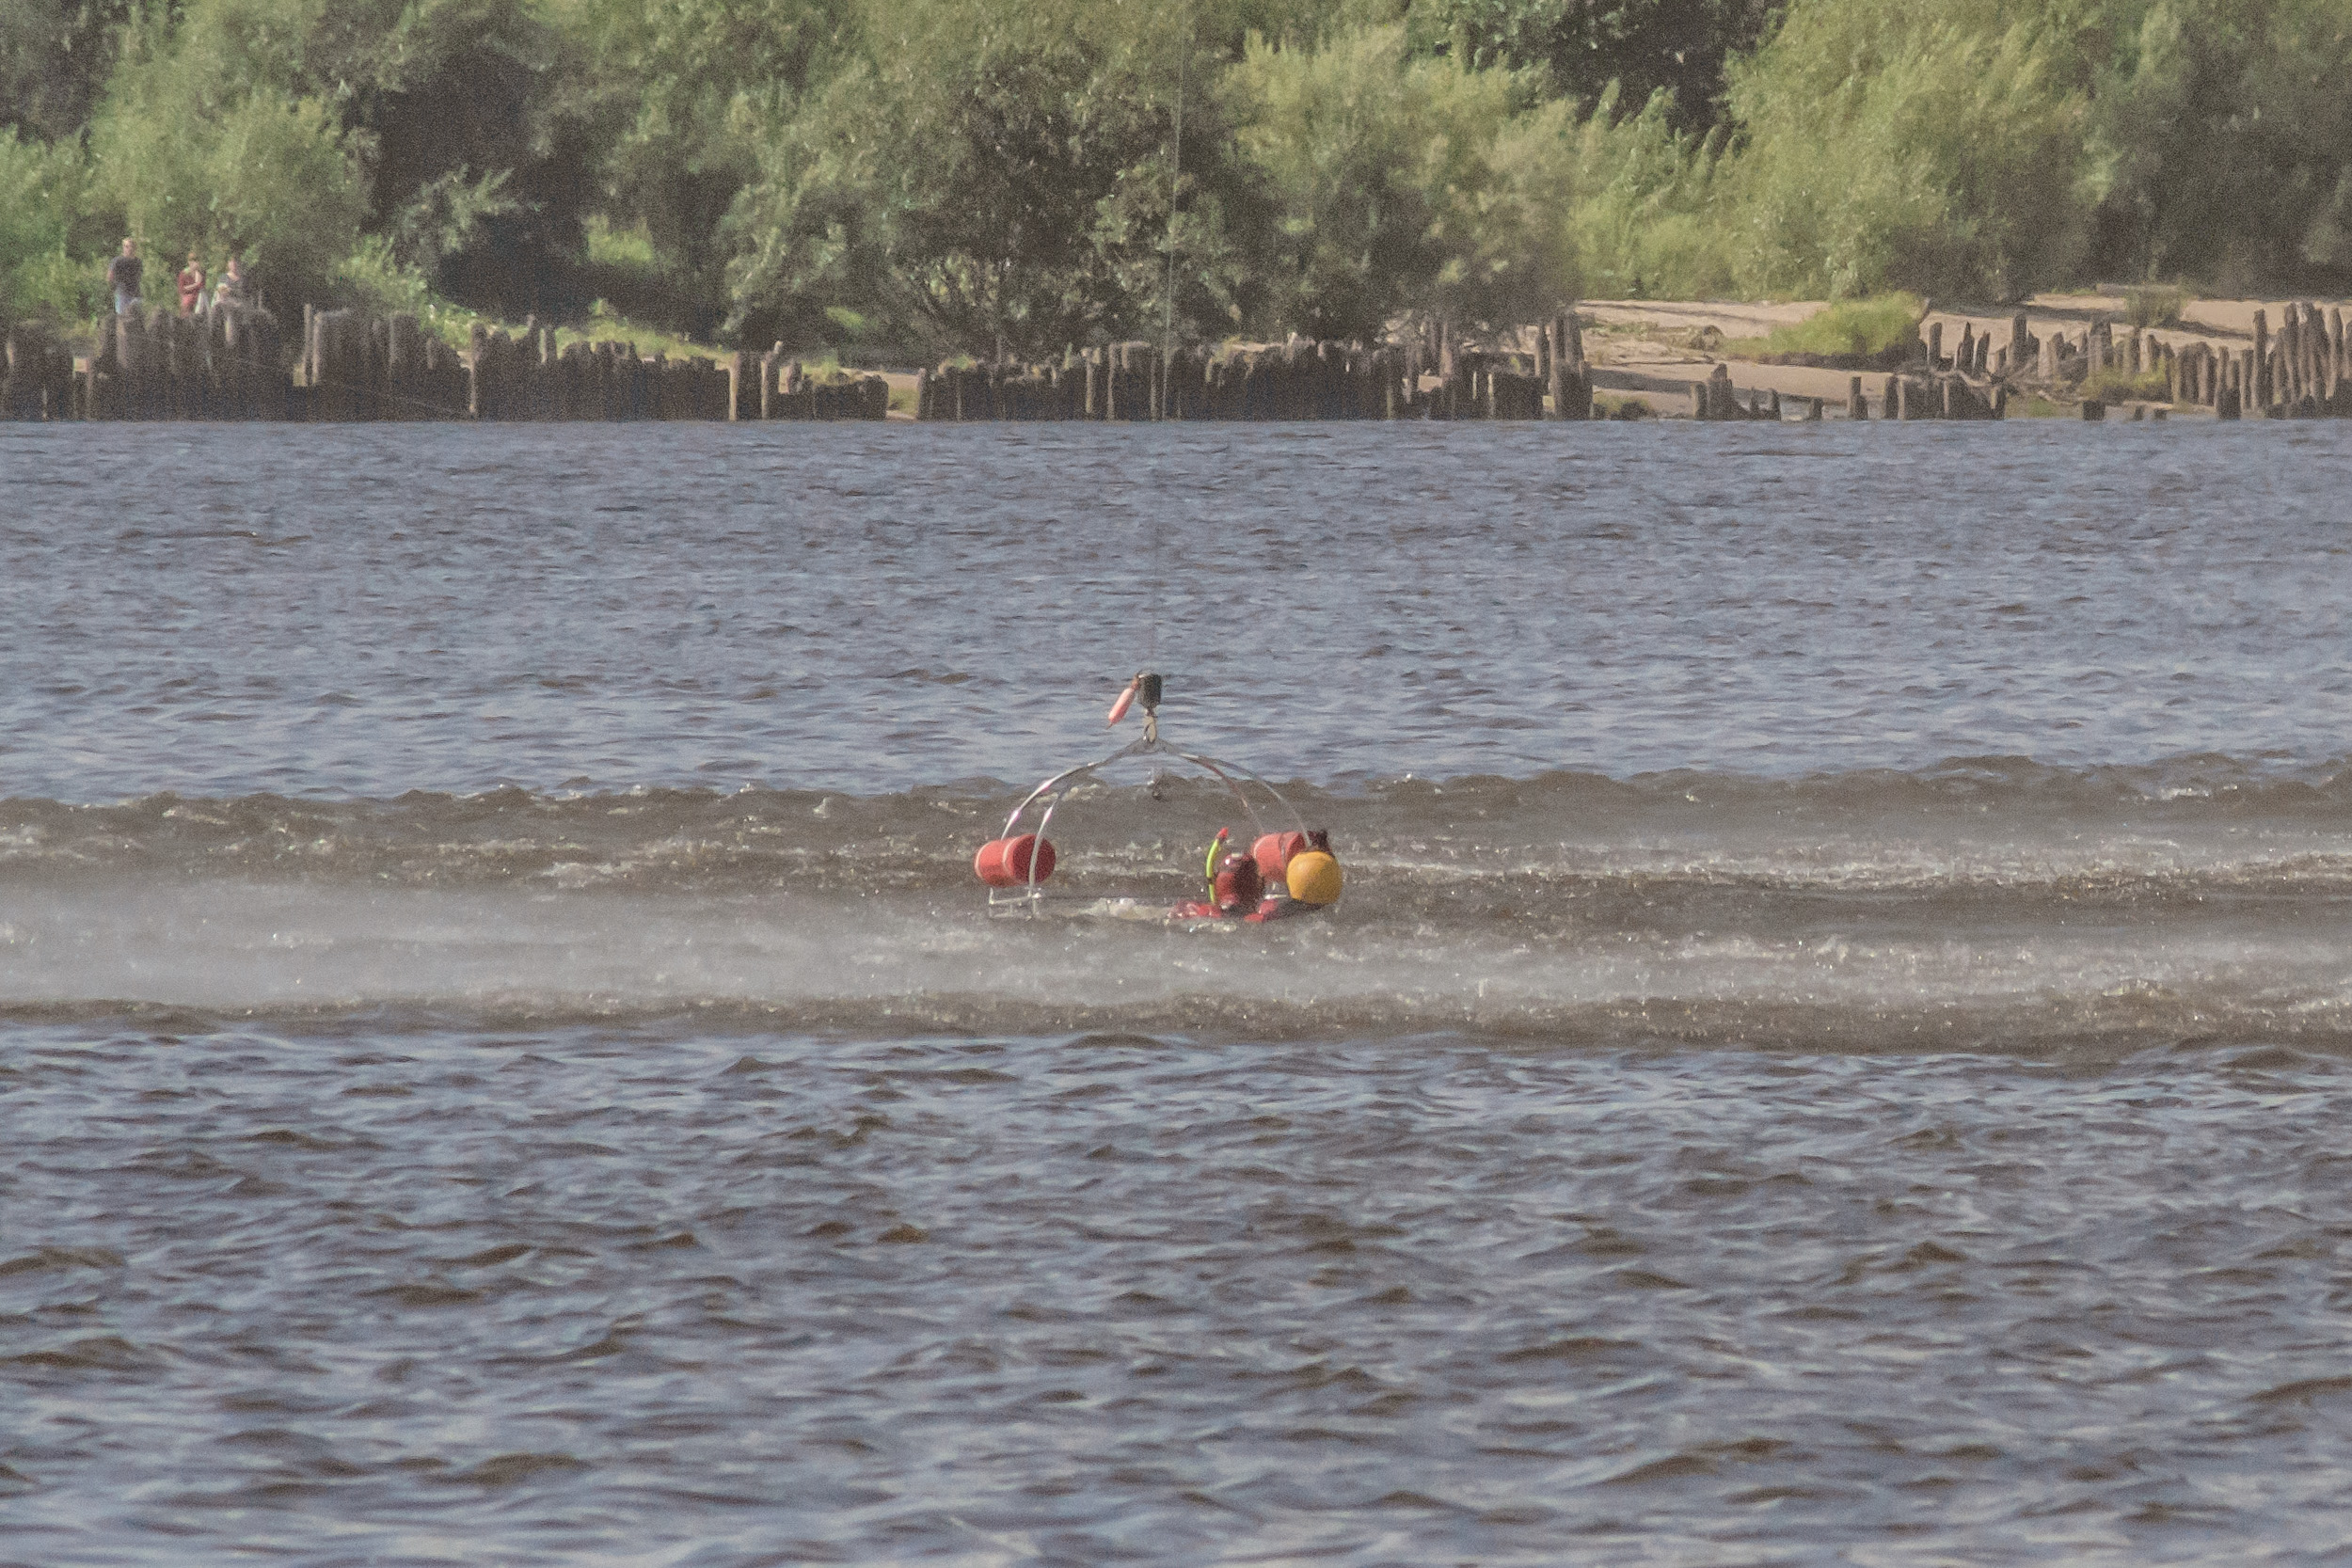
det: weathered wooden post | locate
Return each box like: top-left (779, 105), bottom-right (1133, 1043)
top-left (355, 314), bottom-right (383, 420)
top-left (2250, 309), bottom-right (2269, 409)
top-left (466, 323), bottom-right (488, 419)
top-left (389, 312), bottom-right (423, 420)
top-left (159, 308), bottom-right (190, 419)
top-left (1545, 315), bottom-right (1564, 419)
top-left (115, 308), bottom-right (151, 419)
top-left (1849, 375), bottom-right (1867, 420)
top-left (3, 325), bottom-right (45, 419)
top-left (1927, 321), bottom-right (1944, 370)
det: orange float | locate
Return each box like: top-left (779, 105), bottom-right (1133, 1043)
top-left (973, 833), bottom-right (1056, 887)
top-left (1250, 831), bottom-right (1308, 880)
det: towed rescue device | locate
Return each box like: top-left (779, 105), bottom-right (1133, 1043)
top-left (972, 673), bottom-right (1343, 924)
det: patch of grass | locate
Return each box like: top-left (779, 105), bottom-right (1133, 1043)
top-left (582, 214), bottom-right (660, 277)
top-left (2122, 284), bottom-right (2188, 328)
top-left (2081, 368), bottom-right (2170, 404)
top-left (556, 299), bottom-right (715, 361)
top-left (1722, 293), bottom-right (1925, 360)
top-left (1595, 393), bottom-right (1655, 420)
top-left (2022, 395), bottom-right (2069, 418)
top-left (887, 382), bottom-right (916, 415)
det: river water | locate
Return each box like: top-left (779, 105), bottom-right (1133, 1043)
top-left (6, 420), bottom-right (2352, 1564)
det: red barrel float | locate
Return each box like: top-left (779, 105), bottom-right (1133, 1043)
top-left (975, 833), bottom-right (1056, 887)
top-left (1251, 831), bottom-right (1308, 880)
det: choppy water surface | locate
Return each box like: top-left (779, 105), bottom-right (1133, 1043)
top-left (7, 420), bottom-right (2352, 1563)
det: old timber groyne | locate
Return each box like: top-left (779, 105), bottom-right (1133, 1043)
top-left (8, 299), bottom-right (2352, 423)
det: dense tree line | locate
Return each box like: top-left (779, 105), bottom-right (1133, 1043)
top-left (4, 0), bottom-right (2350, 354)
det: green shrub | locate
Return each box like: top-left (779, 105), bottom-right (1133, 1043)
top-left (1229, 24), bottom-right (1576, 339)
top-left (1724, 293), bottom-right (1925, 358)
top-left (87, 0), bottom-right (367, 313)
top-left (1721, 0), bottom-right (2090, 300)
top-left (2122, 284), bottom-right (2187, 328)
top-left (1554, 82), bottom-right (1734, 302)
top-left (2080, 367), bottom-right (2170, 404)
top-left (0, 130), bottom-right (102, 325)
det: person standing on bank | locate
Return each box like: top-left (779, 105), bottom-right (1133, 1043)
top-left (213, 253), bottom-right (246, 311)
top-left (178, 251), bottom-right (206, 315)
top-left (106, 238), bottom-right (142, 316)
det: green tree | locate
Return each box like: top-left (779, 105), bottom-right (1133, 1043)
top-left (1720, 0), bottom-right (2092, 298)
top-left (87, 0), bottom-right (368, 310)
top-left (557, 0), bottom-right (853, 326)
top-left (1228, 24), bottom-right (1576, 339)
top-left (319, 0), bottom-right (601, 319)
top-left (2084, 0), bottom-right (2352, 290)
top-left (726, 0), bottom-right (1264, 356)
top-left (0, 0), bottom-right (162, 144)
top-left (0, 130), bottom-right (104, 322)
top-left (1401, 0), bottom-right (1782, 129)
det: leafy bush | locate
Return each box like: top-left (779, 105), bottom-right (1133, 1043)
top-left (727, 0), bottom-right (1267, 356)
top-left (1727, 293), bottom-right (1926, 358)
top-left (1230, 24), bottom-right (1593, 339)
top-left (2080, 367), bottom-right (2171, 404)
top-left (1721, 0), bottom-right (2090, 300)
top-left (0, 128), bottom-right (102, 325)
top-left (1554, 82), bottom-right (1733, 301)
top-left (2122, 283), bottom-right (2187, 328)
top-left (1402, 0), bottom-right (1779, 132)
top-left (88, 0), bottom-right (367, 311)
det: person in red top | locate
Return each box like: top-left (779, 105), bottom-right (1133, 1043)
top-left (177, 252), bottom-right (206, 315)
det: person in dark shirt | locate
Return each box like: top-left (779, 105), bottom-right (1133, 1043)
top-left (105, 238), bottom-right (143, 316)
top-left (214, 253), bottom-right (247, 310)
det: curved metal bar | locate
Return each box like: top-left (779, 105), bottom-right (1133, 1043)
top-left (1160, 751), bottom-right (1270, 840)
top-left (1168, 750), bottom-right (1312, 836)
top-left (1001, 733), bottom-right (1159, 838)
top-left (985, 729), bottom-right (1316, 914)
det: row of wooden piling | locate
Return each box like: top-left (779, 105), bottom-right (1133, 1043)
top-left (2157, 305), bottom-right (2352, 419)
top-left (3, 306), bottom-right (286, 420)
top-left (914, 315), bottom-right (1598, 421)
top-left (0, 307), bottom-right (895, 422)
top-left (1923, 307), bottom-right (2352, 419)
top-left (19, 296), bottom-right (2352, 424)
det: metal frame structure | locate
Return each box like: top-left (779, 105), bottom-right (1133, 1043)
top-left (987, 722), bottom-right (1311, 916)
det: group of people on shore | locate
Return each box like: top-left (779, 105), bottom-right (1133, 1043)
top-left (104, 238), bottom-right (249, 319)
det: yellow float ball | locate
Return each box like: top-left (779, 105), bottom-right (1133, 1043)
top-left (1286, 849), bottom-right (1343, 907)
